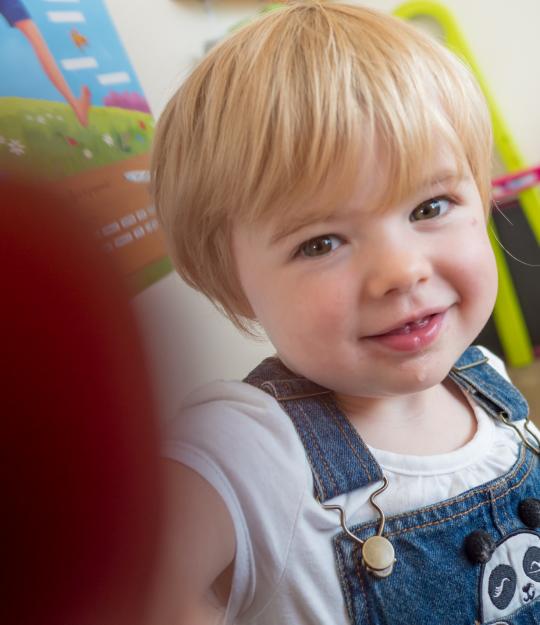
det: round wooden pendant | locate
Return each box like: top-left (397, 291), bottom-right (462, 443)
top-left (362, 536), bottom-right (395, 578)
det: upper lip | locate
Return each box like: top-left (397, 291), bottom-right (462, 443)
top-left (367, 307), bottom-right (449, 337)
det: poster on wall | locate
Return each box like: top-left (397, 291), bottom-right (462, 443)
top-left (0, 0), bottom-right (169, 290)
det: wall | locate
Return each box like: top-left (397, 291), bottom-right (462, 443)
top-left (104, 0), bottom-right (540, 419)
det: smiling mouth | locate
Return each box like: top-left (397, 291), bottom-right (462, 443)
top-left (365, 310), bottom-right (448, 353)
top-left (377, 314), bottom-right (438, 337)
top-left (369, 307), bottom-right (448, 337)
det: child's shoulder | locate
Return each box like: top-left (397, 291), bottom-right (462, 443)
top-left (163, 377), bottom-right (310, 495)
top-left (170, 377), bottom-right (300, 443)
top-left (183, 377), bottom-right (280, 412)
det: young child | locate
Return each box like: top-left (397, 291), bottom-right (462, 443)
top-left (150, 3), bottom-right (540, 624)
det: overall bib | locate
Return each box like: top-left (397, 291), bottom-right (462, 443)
top-left (244, 346), bottom-right (540, 625)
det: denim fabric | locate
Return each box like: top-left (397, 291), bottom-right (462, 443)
top-left (244, 358), bottom-right (384, 500)
top-left (334, 447), bottom-right (540, 625)
top-left (449, 346), bottom-right (529, 423)
top-left (244, 346), bottom-right (540, 624)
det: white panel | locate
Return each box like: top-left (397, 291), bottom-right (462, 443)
top-left (46, 10), bottom-right (85, 22)
top-left (97, 72), bottom-right (131, 86)
top-left (61, 57), bottom-right (98, 70)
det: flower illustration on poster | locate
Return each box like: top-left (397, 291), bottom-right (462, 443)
top-left (0, 0), bottom-right (169, 289)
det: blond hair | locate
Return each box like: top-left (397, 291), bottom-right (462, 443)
top-left (151, 1), bottom-right (493, 336)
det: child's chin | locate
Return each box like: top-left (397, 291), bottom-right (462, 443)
top-left (388, 363), bottom-right (453, 395)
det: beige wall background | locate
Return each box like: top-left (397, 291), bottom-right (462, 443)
top-left (104, 0), bottom-right (540, 420)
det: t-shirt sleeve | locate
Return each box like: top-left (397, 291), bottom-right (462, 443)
top-left (162, 380), bottom-right (309, 623)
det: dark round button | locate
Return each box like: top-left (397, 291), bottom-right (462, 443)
top-left (464, 529), bottom-right (495, 564)
top-left (518, 498), bottom-right (540, 529)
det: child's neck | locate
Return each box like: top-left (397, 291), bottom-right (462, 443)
top-left (335, 381), bottom-right (477, 456)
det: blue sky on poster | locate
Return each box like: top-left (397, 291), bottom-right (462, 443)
top-left (0, 0), bottom-right (147, 106)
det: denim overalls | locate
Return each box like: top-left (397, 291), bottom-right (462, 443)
top-left (244, 346), bottom-right (540, 625)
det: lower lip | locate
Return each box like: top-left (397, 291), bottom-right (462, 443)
top-left (366, 312), bottom-right (446, 353)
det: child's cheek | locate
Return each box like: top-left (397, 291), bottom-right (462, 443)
top-left (285, 274), bottom-right (353, 338)
top-left (450, 223), bottom-right (498, 309)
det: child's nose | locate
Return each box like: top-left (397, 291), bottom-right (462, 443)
top-left (364, 244), bottom-right (433, 299)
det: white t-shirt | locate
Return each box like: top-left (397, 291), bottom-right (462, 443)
top-left (162, 347), bottom-right (533, 625)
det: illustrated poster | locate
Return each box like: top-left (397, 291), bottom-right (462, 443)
top-left (0, 0), bottom-right (168, 288)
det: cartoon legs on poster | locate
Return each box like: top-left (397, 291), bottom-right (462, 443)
top-left (1, 0), bottom-right (91, 126)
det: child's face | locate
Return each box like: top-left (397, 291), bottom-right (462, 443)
top-left (233, 149), bottom-right (498, 399)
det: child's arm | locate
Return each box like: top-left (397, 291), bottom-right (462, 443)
top-left (147, 460), bottom-right (236, 624)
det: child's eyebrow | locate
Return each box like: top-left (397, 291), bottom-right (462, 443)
top-left (269, 170), bottom-right (465, 245)
top-left (270, 222), bottom-right (311, 245)
top-left (425, 169), bottom-right (464, 188)
top-left (269, 214), bottom-right (340, 246)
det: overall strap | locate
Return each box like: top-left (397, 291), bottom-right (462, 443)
top-left (448, 346), bottom-right (529, 422)
top-left (244, 347), bottom-right (529, 502)
top-left (244, 357), bottom-right (383, 502)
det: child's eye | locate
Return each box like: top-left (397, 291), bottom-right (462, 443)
top-left (297, 234), bottom-right (342, 258)
top-left (409, 196), bottom-right (453, 222)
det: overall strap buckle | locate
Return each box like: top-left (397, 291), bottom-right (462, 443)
top-left (450, 346), bottom-right (538, 455)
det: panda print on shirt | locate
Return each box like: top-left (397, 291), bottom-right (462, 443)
top-left (466, 499), bottom-right (540, 624)
top-left (480, 531), bottom-right (540, 622)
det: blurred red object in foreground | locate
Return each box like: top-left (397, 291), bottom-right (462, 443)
top-left (1, 179), bottom-right (161, 625)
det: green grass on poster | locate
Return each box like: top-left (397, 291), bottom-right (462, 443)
top-left (0, 97), bottom-right (154, 179)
